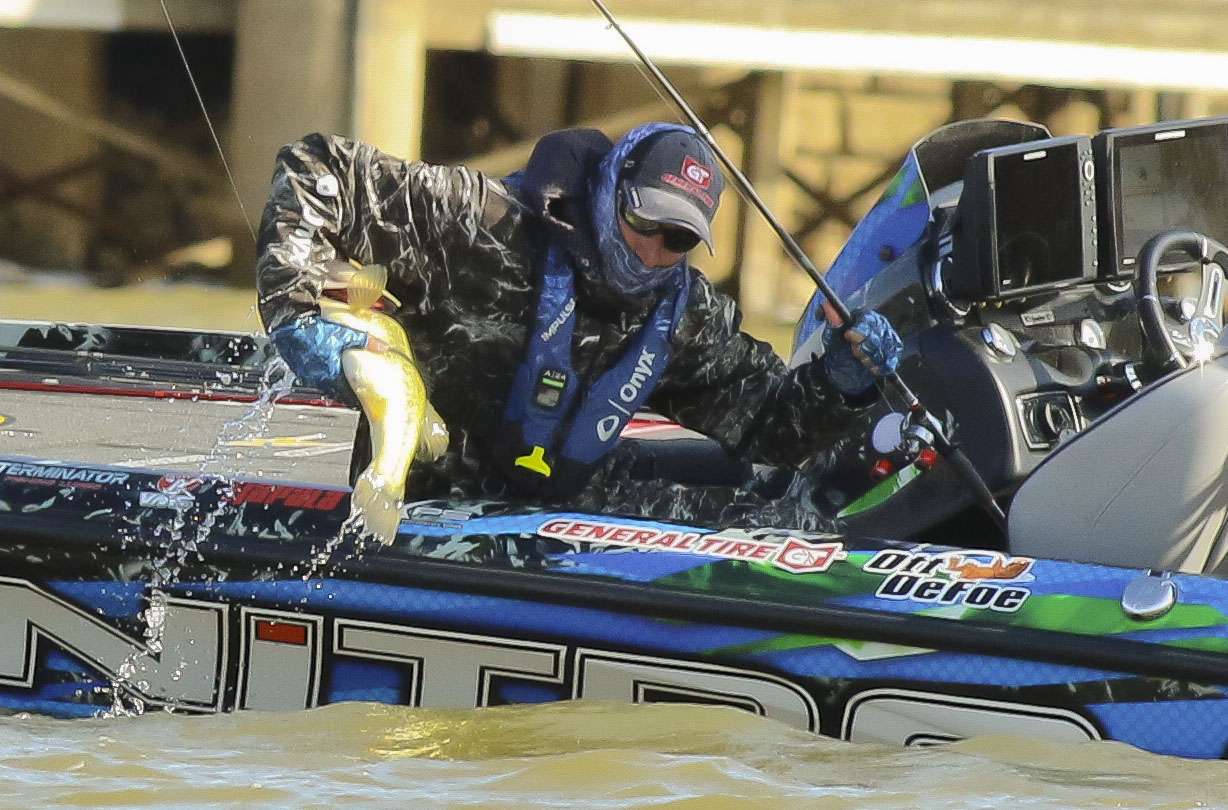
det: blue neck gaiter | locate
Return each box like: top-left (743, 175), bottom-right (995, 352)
top-left (588, 122), bottom-right (694, 297)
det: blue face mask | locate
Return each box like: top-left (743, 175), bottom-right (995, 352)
top-left (588, 122), bottom-right (694, 297)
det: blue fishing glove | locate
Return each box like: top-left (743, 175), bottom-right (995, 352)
top-left (270, 314), bottom-right (370, 399)
top-left (821, 309), bottom-right (903, 397)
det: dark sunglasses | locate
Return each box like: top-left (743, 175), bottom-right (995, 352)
top-left (619, 204), bottom-right (703, 254)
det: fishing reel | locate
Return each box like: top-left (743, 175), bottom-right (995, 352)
top-left (868, 409), bottom-right (940, 481)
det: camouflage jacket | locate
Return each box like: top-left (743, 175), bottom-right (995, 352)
top-left (255, 132), bottom-right (858, 529)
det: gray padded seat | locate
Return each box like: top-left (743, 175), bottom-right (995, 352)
top-left (1010, 353), bottom-right (1228, 575)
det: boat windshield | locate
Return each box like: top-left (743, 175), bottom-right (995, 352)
top-left (792, 119), bottom-right (1051, 353)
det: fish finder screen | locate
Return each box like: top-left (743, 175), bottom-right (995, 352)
top-left (1115, 124), bottom-right (1228, 270)
top-left (993, 143), bottom-right (1085, 292)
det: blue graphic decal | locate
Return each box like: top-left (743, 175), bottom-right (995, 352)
top-left (324, 660), bottom-right (409, 705)
top-left (44, 581), bottom-right (145, 619)
top-left (756, 645), bottom-right (1129, 688)
top-left (0, 693), bottom-right (100, 719)
top-left (1088, 699), bottom-right (1228, 759)
top-left (548, 551), bottom-right (717, 582)
top-left (401, 511), bottom-right (708, 539)
top-left (189, 580), bottom-right (777, 656)
top-left (493, 681), bottom-right (564, 705)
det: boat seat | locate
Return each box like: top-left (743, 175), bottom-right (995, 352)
top-left (1009, 353), bottom-right (1228, 575)
top-left (618, 436), bottom-right (749, 486)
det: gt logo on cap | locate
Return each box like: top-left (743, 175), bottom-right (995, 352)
top-left (681, 157), bottom-right (712, 189)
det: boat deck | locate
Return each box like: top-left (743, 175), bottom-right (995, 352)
top-left (0, 384), bottom-right (699, 488)
top-left (0, 386), bottom-right (357, 486)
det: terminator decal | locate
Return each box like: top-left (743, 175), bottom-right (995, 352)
top-left (0, 461), bottom-right (129, 489)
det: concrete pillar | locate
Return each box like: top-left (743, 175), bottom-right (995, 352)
top-left (735, 71), bottom-right (795, 321)
top-left (1183, 92), bottom-right (1213, 119)
top-left (0, 29), bottom-right (105, 269)
top-left (229, 0), bottom-right (351, 250)
top-left (351, 0), bottom-right (427, 159)
top-left (696, 121), bottom-right (740, 290)
top-left (571, 62), bottom-right (677, 123)
top-left (496, 59), bottom-right (570, 140)
top-left (1117, 89), bottom-right (1158, 127)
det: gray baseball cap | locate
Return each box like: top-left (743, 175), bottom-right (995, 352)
top-left (619, 130), bottom-right (724, 254)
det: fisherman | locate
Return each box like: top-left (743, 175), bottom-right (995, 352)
top-left (256, 124), bottom-right (903, 532)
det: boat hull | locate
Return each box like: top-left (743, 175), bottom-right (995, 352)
top-left (2, 457), bottom-right (1228, 759)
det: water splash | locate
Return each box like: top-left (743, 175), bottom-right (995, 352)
top-left (201, 356), bottom-right (296, 476)
top-left (103, 355), bottom-right (298, 717)
top-left (298, 505), bottom-right (371, 585)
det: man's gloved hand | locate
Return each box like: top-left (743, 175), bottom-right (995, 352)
top-left (821, 309), bottom-right (903, 397)
top-left (270, 314), bottom-right (371, 399)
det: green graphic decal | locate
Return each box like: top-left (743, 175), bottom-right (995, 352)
top-left (838, 464), bottom-right (922, 519)
top-left (658, 552), bottom-right (882, 603)
top-left (709, 633), bottom-right (842, 657)
top-left (883, 162), bottom-right (927, 208)
top-left (708, 633), bottom-right (933, 661)
top-left (650, 540), bottom-right (1228, 647)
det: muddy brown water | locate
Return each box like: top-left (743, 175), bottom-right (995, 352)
top-left (1, 702), bottom-right (1225, 808)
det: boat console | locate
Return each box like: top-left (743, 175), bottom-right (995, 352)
top-left (794, 116), bottom-right (1228, 542)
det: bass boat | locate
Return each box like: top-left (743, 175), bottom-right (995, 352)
top-left (3, 117), bottom-right (1228, 760)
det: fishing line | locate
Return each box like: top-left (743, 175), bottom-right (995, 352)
top-left (159, 0), bottom-right (257, 245)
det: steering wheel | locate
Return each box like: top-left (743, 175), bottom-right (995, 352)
top-left (1135, 230), bottom-right (1226, 374)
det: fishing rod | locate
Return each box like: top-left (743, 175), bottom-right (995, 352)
top-left (589, 0), bottom-right (1007, 531)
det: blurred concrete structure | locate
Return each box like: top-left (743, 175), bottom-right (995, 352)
top-left (6, 0), bottom-right (1228, 326)
top-left (0, 28), bottom-right (104, 268)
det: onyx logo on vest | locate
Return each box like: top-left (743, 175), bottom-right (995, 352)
top-left (597, 347), bottom-right (658, 442)
top-left (596, 415), bottom-right (621, 443)
top-left (620, 347), bottom-right (656, 401)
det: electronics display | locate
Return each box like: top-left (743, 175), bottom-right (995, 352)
top-left (950, 136), bottom-right (1097, 300)
top-left (1094, 117), bottom-right (1228, 278)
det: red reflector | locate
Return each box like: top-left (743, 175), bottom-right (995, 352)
top-left (916, 448), bottom-right (939, 470)
top-left (255, 620), bottom-right (309, 645)
top-left (870, 459), bottom-right (894, 481)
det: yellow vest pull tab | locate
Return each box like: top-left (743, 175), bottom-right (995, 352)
top-left (514, 446), bottom-right (553, 477)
